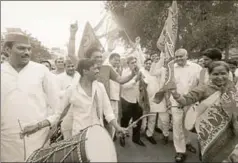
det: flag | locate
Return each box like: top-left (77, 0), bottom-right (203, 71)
top-left (78, 22), bottom-right (104, 59)
top-left (95, 11), bottom-right (122, 52)
top-left (154, 1), bottom-right (178, 104)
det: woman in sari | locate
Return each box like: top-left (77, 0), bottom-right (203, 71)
top-left (169, 61), bottom-right (238, 162)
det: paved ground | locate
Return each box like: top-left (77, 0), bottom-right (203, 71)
top-left (114, 131), bottom-right (201, 162)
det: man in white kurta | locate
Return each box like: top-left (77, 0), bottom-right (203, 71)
top-left (1, 33), bottom-right (60, 162)
top-left (57, 59), bottom-right (80, 139)
top-left (170, 49), bottom-right (202, 162)
top-left (140, 58), bottom-right (170, 145)
top-left (59, 59), bottom-right (126, 136)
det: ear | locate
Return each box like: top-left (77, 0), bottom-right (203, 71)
top-left (4, 46), bottom-right (11, 57)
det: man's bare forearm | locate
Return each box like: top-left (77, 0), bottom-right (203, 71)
top-left (109, 119), bottom-right (121, 131)
top-left (37, 119), bottom-right (51, 130)
top-left (117, 73), bottom-right (135, 84)
top-left (68, 33), bottom-right (78, 66)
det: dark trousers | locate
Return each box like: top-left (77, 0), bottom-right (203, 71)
top-left (120, 97), bottom-right (143, 141)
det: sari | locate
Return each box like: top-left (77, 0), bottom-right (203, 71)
top-left (179, 81), bottom-right (238, 162)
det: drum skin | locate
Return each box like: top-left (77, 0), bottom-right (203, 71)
top-left (26, 125), bottom-right (117, 162)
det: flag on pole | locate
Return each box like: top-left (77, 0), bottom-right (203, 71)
top-left (78, 22), bottom-right (104, 59)
top-left (154, 1), bottom-right (178, 104)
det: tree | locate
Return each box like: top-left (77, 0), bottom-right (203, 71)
top-left (1, 29), bottom-right (53, 62)
top-left (105, 1), bottom-right (238, 59)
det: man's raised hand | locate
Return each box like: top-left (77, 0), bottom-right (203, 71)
top-left (70, 20), bottom-right (78, 35)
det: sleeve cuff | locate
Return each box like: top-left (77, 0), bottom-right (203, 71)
top-left (46, 114), bottom-right (60, 126)
top-left (105, 114), bottom-right (115, 124)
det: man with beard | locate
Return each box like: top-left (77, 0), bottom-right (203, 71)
top-left (1, 32), bottom-right (60, 161)
top-left (57, 58), bottom-right (81, 139)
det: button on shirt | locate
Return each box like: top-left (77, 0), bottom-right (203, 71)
top-left (121, 68), bottom-right (139, 103)
top-left (170, 61), bottom-right (202, 106)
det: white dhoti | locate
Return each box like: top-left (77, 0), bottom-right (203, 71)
top-left (171, 105), bottom-right (191, 153)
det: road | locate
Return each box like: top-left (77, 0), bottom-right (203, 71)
top-left (114, 131), bottom-right (201, 162)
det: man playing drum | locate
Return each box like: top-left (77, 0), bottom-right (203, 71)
top-left (57, 58), bottom-right (127, 137)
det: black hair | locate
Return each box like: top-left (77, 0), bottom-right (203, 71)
top-left (226, 59), bottom-right (237, 67)
top-left (144, 58), bottom-right (152, 64)
top-left (85, 47), bottom-right (102, 59)
top-left (54, 57), bottom-right (65, 64)
top-left (207, 61), bottom-right (229, 74)
top-left (40, 60), bottom-right (52, 67)
top-left (3, 41), bottom-right (14, 49)
top-left (202, 48), bottom-right (222, 61)
top-left (109, 53), bottom-right (120, 60)
top-left (77, 58), bottom-right (96, 76)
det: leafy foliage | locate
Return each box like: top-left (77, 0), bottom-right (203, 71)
top-left (105, 1), bottom-right (238, 58)
top-left (1, 30), bottom-right (53, 62)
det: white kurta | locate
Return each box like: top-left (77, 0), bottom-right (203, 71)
top-left (1, 61), bottom-right (60, 162)
top-left (57, 71), bottom-right (81, 138)
top-left (57, 72), bottom-right (81, 98)
top-left (121, 68), bottom-right (139, 103)
top-left (142, 67), bottom-right (167, 113)
top-left (61, 81), bottom-right (115, 136)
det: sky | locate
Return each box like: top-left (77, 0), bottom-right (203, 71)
top-left (1, 1), bottom-right (108, 53)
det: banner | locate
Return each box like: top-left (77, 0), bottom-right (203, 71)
top-left (78, 22), bottom-right (104, 59)
top-left (154, 1), bottom-right (178, 103)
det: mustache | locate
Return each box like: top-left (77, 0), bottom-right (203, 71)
top-left (22, 54), bottom-right (30, 58)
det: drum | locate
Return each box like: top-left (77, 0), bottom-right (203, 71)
top-left (184, 104), bottom-right (198, 133)
top-left (26, 125), bottom-right (117, 162)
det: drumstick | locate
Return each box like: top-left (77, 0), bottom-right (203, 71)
top-left (18, 119), bottom-right (26, 161)
top-left (126, 113), bottom-right (156, 130)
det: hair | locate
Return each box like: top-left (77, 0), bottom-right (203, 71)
top-left (126, 56), bottom-right (136, 64)
top-left (1, 51), bottom-right (9, 57)
top-left (226, 59), bottom-right (237, 67)
top-left (144, 58), bottom-right (152, 64)
top-left (175, 48), bottom-right (188, 56)
top-left (202, 48), bottom-right (222, 61)
top-left (40, 60), bottom-right (51, 67)
top-left (77, 58), bottom-right (96, 76)
top-left (85, 47), bottom-right (102, 59)
top-left (109, 53), bottom-right (120, 61)
top-left (3, 41), bottom-right (14, 50)
top-left (54, 57), bottom-right (64, 64)
top-left (207, 61), bottom-right (229, 74)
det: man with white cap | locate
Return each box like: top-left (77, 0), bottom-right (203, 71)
top-left (1, 32), bottom-right (60, 161)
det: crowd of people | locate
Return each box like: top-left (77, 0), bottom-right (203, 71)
top-left (1, 22), bottom-right (238, 163)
